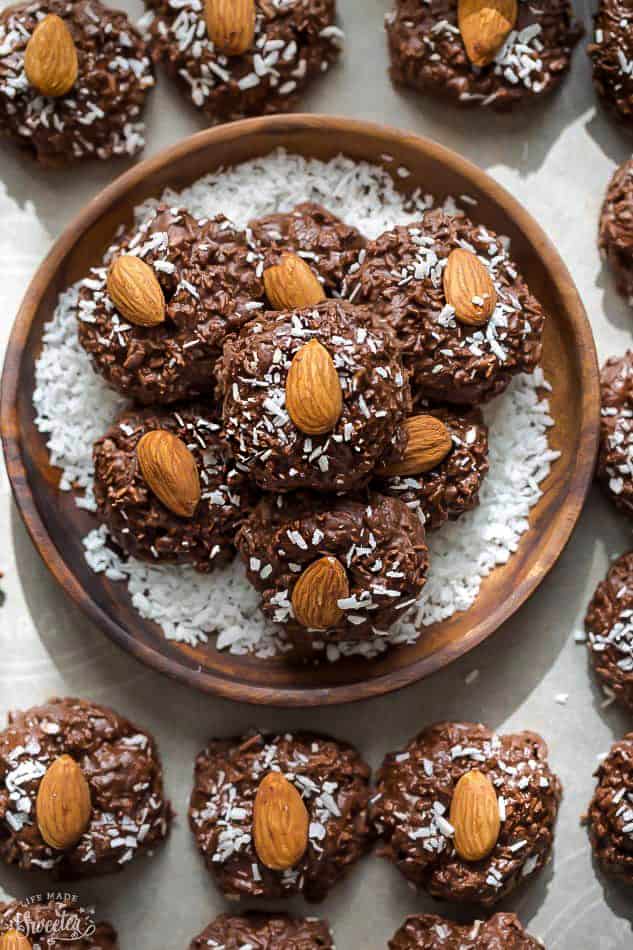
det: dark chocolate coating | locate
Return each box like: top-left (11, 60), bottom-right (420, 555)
top-left (386, 0), bottom-right (581, 111)
top-left (77, 204), bottom-right (265, 405)
top-left (236, 490), bottom-right (429, 645)
top-left (219, 300), bottom-right (411, 493)
top-left (599, 159), bottom-right (633, 301)
top-left (144, 0), bottom-right (341, 122)
top-left (250, 201), bottom-right (366, 298)
top-left (189, 731), bottom-right (373, 903)
top-left (189, 912), bottom-right (334, 949)
top-left (589, 1), bottom-right (633, 125)
top-left (586, 551), bottom-right (633, 712)
top-left (597, 352), bottom-right (633, 517)
top-left (0, 898), bottom-right (118, 949)
top-left (354, 210), bottom-right (545, 405)
top-left (0, 0), bottom-right (154, 167)
top-left (0, 697), bottom-right (172, 877)
top-left (389, 913), bottom-right (543, 949)
top-left (587, 732), bottom-right (633, 885)
top-left (93, 404), bottom-right (257, 571)
top-left (374, 406), bottom-right (489, 531)
top-left (370, 722), bottom-right (561, 906)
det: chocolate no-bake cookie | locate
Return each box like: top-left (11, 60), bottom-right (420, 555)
top-left (389, 913), bottom-right (543, 949)
top-left (250, 202), bottom-right (365, 298)
top-left (189, 912), bottom-right (334, 950)
top-left (386, 0), bottom-right (581, 111)
top-left (236, 490), bottom-right (429, 648)
top-left (77, 204), bottom-right (265, 405)
top-left (143, 0), bottom-right (342, 123)
top-left (370, 722), bottom-right (562, 906)
top-left (587, 732), bottom-right (633, 885)
top-left (599, 159), bottom-right (633, 301)
top-left (374, 407), bottom-right (489, 531)
top-left (585, 552), bottom-right (633, 712)
top-left (0, 697), bottom-right (172, 877)
top-left (0, 896), bottom-right (118, 949)
top-left (93, 404), bottom-right (256, 571)
top-left (597, 352), bottom-right (633, 516)
top-left (0, 0), bottom-right (154, 167)
top-left (354, 210), bottom-right (546, 405)
top-left (189, 731), bottom-right (373, 902)
top-left (589, 1), bottom-right (633, 126)
top-left (219, 300), bottom-right (411, 493)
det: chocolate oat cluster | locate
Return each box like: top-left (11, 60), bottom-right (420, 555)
top-left (586, 552), bottom-right (633, 712)
top-left (189, 731), bottom-right (373, 902)
top-left (143, 0), bottom-right (342, 123)
top-left (189, 913), bottom-right (334, 949)
top-left (370, 722), bottom-right (562, 906)
top-left (0, 698), bottom-right (172, 878)
top-left (589, 0), bottom-right (633, 126)
top-left (0, 0), bottom-right (154, 166)
top-left (597, 351), bottom-right (633, 516)
top-left (586, 732), bottom-right (633, 886)
top-left (389, 913), bottom-right (544, 949)
top-left (0, 897), bottom-right (118, 949)
top-left (386, 0), bottom-right (581, 111)
top-left (600, 159), bottom-right (633, 302)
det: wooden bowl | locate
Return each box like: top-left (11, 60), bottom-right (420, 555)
top-left (1, 115), bottom-right (599, 707)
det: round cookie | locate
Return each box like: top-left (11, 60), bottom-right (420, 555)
top-left (389, 914), bottom-right (544, 949)
top-left (386, 0), bottom-right (582, 111)
top-left (188, 731), bottom-right (373, 903)
top-left (250, 201), bottom-right (366, 298)
top-left (93, 404), bottom-right (256, 572)
top-left (585, 552), bottom-right (633, 712)
top-left (219, 300), bottom-right (411, 493)
top-left (189, 913), bottom-right (334, 950)
top-left (236, 490), bottom-right (429, 647)
top-left (0, 0), bottom-right (154, 167)
top-left (588, 1), bottom-right (633, 126)
top-left (143, 0), bottom-right (342, 123)
top-left (354, 210), bottom-right (546, 405)
top-left (0, 697), bottom-right (172, 877)
top-left (374, 407), bottom-right (489, 531)
top-left (599, 159), bottom-right (633, 302)
top-left (587, 732), bottom-right (633, 885)
top-left (0, 897), bottom-right (118, 949)
top-left (597, 352), bottom-right (633, 516)
top-left (77, 204), bottom-right (265, 405)
top-left (370, 721), bottom-right (562, 906)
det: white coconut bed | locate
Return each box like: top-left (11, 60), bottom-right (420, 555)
top-left (32, 150), bottom-right (559, 662)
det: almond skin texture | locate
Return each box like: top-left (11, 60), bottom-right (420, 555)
top-left (285, 339), bottom-right (343, 435)
top-left (24, 13), bottom-right (78, 97)
top-left (264, 253), bottom-right (326, 310)
top-left (376, 415), bottom-right (453, 477)
top-left (36, 755), bottom-right (92, 851)
top-left (450, 769), bottom-right (501, 862)
top-left (458, 0), bottom-right (518, 67)
top-left (205, 0), bottom-right (255, 55)
top-left (443, 247), bottom-right (497, 327)
top-left (137, 430), bottom-right (201, 519)
top-left (253, 772), bottom-right (309, 871)
top-left (0, 932), bottom-right (32, 950)
top-left (292, 556), bottom-right (350, 630)
top-left (107, 255), bottom-right (166, 328)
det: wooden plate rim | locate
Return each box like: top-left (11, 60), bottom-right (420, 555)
top-left (0, 114), bottom-right (600, 707)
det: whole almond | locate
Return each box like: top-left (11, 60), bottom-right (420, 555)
top-left (107, 255), bottom-right (166, 328)
top-left (205, 0), bottom-right (255, 55)
top-left (449, 769), bottom-right (501, 862)
top-left (36, 755), bottom-right (92, 851)
top-left (286, 339), bottom-right (343, 435)
top-left (253, 772), bottom-right (309, 871)
top-left (263, 253), bottom-right (326, 310)
top-left (443, 248), bottom-right (497, 327)
top-left (458, 0), bottom-right (518, 68)
top-left (0, 932), bottom-right (31, 950)
top-left (24, 14), bottom-right (78, 97)
top-left (137, 430), bottom-right (201, 519)
top-left (377, 415), bottom-right (452, 478)
top-left (292, 556), bottom-right (349, 630)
